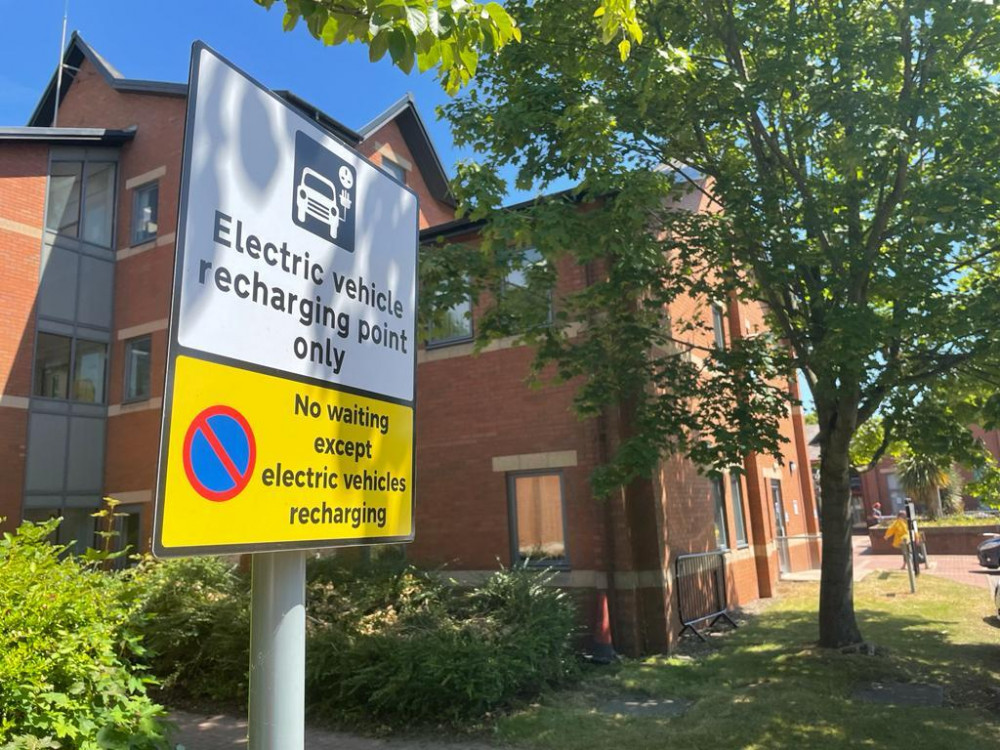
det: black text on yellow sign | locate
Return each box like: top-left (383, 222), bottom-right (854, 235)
top-left (157, 356), bottom-right (414, 554)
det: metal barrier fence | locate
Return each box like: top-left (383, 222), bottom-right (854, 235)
top-left (675, 550), bottom-right (737, 641)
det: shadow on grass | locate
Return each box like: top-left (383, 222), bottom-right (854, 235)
top-left (499, 578), bottom-right (1000, 750)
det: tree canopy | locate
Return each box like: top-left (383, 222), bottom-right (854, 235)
top-left (436, 0), bottom-right (1000, 647)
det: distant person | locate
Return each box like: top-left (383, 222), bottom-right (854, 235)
top-left (867, 501), bottom-right (883, 527)
top-left (884, 510), bottom-right (910, 569)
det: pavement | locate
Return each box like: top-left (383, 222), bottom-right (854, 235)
top-left (169, 711), bottom-right (496, 750)
top-left (851, 533), bottom-right (1000, 591)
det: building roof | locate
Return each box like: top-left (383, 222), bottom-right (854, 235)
top-left (0, 126), bottom-right (136, 145)
top-left (360, 94), bottom-right (455, 207)
top-left (30, 33), bottom-right (185, 127)
top-left (27, 35), bottom-right (455, 199)
top-left (28, 33), bottom-right (359, 147)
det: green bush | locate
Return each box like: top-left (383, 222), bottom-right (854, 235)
top-left (0, 520), bottom-right (169, 749)
top-left (133, 554), bottom-right (580, 727)
top-left (305, 561), bottom-right (580, 726)
top-left (132, 556), bottom-right (251, 703)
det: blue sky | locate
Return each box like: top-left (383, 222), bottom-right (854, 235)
top-left (0, 0), bottom-right (466, 173)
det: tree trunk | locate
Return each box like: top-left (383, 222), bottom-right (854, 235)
top-left (817, 407), bottom-right (864, 648)
top-left (924, 486), bottom-right (942, 520)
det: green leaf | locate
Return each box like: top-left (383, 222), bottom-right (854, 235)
top-left (369, 30), bottom-right (390, 62)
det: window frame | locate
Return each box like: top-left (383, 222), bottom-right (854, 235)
top-left (123, 335), bottom-right (153, 403)
top-left (381, 158), bottom-right (407, 184)
top-left (728, 473), bottom-right (749, 548)
top-left (425, 290), bottom-right (474, 349)
top-left (31, 331), bottom-right (108, 405)
top-left (711, 476), bottom-right (730, 550)
top-left (130, 180), bottom-right (159, 246)
top-left (501, 247), bottom-right (554, 330)
top-left (45, 157), bottom-right (117, 249)
top-left (711, 302), bottom-right (727, 350)
top-left (32, 331), bottom-right (73, 400)
top-left (506, 468), bottom-right (571, 569)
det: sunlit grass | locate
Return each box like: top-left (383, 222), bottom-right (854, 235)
top-left (498, 574), bottom-right (1000, 750)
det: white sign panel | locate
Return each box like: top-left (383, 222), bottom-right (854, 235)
top-left (176, 45), bottom-right (418, 403)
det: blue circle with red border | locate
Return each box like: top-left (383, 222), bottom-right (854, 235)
top-left (183, 405), bottom-right (256, 502)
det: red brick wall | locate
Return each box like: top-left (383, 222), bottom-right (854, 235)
top-left (358, 119), bottom-right (455, 229)
top-left (0, 143), bottom-right (47, 530)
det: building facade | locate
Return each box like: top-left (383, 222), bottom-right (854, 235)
top-left (0, 35), bottom-right (820, 654)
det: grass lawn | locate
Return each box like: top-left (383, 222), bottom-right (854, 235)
top-left (497, 574), bottom-right (1000, 749)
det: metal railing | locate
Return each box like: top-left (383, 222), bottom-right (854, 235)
top-left (675, 550), bottom-right (737, 641)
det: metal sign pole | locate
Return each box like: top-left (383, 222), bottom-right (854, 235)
top-left (248, 551), bottom-right (306, 750)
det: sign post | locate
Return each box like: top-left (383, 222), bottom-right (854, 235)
top-left (153, 43), bottom-right (418, 749)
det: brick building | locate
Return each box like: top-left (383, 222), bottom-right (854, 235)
top-left (0, 34), bottom-right (820, 653)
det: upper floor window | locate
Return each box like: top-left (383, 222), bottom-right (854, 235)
top-left (382, 158), bottom-right (406, 184)
top-left (711, 477), bottom-right (729, 549)
top-left (502, 247), bottom-right (553, 330)
top-left (33, 332), bottom-right (107, 404)
top-left (712, 303), bottom-right (727, 350)
top-left (427, 294), bottom-right (473, 348)
top-left (124, 335), bottom-right (152, 401)
top-left (45, 160), bottom-right (117, 247)
top-left (131, 181), bottom-right (159, 245)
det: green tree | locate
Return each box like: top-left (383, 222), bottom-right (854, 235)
top-left (896, 452), bottom-right (950, 520)
top-left (252, 0), bottom-right (645, 93)
top-left (439, 0), bottom-right (1000, 648)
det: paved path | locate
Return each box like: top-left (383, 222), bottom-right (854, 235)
top-left (851, 534), bottom-right (998, 591)
top-left (169, 711), bottom-right (496, 750)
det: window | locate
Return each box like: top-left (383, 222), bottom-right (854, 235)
top-left (712, 304), bottom-right (727, 349)
top-left (382, 158), bottom-right (406, 184)
top-left (45, 159), bottom-right (116, 247)
top-left (427, 294), bottom-right (473, 347)
top-left (729, 473), bottom-right (749, 547)
top-left (502, 247), bottom-right (552, 329)
top-left (508, 472), bottom-right (568, 566)
top-left (45, 162), bottom-right (82, 236)
top-left (34, 333), bottom-right (72, 399)
top-left (124, 336), bottom-right (152, 401)
top-left (33, 334), bottom-right (107, 403)
top-left (72, 340), bottom-right (107, 403)
top-left (22, 506), bottom-right (97, 553)
top-left (711, 477), bottom-right (729, 549)
top-left (131, 182), bottom-right (159, 245)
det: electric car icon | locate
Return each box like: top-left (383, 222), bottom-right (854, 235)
top-left (296, 167), bottom-right (343, 240)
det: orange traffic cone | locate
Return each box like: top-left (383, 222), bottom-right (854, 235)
top-left (591, 590), bottom-right (617, 664)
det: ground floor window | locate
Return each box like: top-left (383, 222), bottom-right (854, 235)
top-left (22, 505), bottom-right (97, 553)
top-left (729, 473), bottom-right (749, 547)
top-left (508, 471), bottom-right (568, 566)
top-left (711, 477), bottom-right (729, 549)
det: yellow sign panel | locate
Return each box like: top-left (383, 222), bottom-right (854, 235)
top-left (156, 356), bottom-right (414, 555)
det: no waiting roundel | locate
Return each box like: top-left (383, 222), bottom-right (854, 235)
top-left (183, 405), bottom-right (256, 501)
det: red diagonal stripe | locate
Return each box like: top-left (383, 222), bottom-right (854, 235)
top-left (194, 413), bottom-right (245, 486)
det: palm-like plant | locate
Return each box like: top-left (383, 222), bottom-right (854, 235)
top-left (896, 453), bottom-right (951, 520)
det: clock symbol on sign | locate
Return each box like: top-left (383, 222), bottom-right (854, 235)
top-left (338, 166), bottom-right (354, 189)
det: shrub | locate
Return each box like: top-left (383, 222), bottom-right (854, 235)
top-left (132, 554), bottom-right (580, 727)
top-left (304, 561), bottom-right (580, 726)
top-left (132, 556), bottom-right (251, 703)
top-left (0, 520), bottom-right (169, 749)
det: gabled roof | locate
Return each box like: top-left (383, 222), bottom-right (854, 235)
top-left (28, 33), bottom-right (360, 147)
top-left (0, 126), bottom-right (136, 145)
top-left (273, 90), bottom-right (361, 146)
top-left (360, 94), bottom-right (455, 207)
top-left (30, 32), bottom-right (186, 126)
top-left (27, 35), bottom-right (449, 198)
